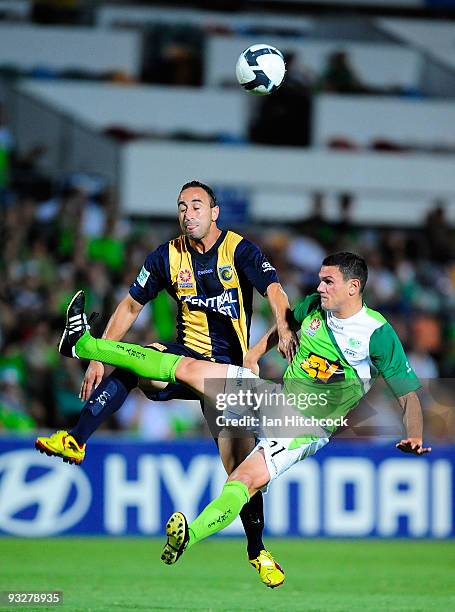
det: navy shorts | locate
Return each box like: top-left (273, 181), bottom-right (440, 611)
top-left (141, 342), bottom-right (219, 402)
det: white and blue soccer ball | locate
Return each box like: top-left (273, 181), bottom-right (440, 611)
top-left (235, 44), bottom-right (286, 95)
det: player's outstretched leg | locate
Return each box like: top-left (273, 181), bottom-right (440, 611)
top-left (218, 438), bottom-right (285, 589)
top-left (57, 290), bottom-right (231, 398)
top-left (57, 290), bottom-right (184, 382)
top-left (161, 480), bottom-right (250, 565)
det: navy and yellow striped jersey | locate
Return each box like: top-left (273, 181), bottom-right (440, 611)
top-left (129, 230), bottom-right (279, 365)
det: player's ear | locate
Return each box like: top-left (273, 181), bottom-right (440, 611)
top-left (349, 279), bottom-right (360, 295)
top-left (211, 205), bottom-right (220, 222)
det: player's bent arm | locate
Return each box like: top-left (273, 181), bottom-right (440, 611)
top-left (243, 325), bottom-right (279, 374)
top-left (395, 391), bottom-right (432, 455)
top-left (368, 323), bottom-right (431, 455)
top-left (266, 282), bottom-right (290, 328)
top-left (101, 293), bottom-right (144, 341)
top-left (265, 282), bottom-right (298, 361)
top-left (399, 391), bottom-right (423, 439)
top-left (243, 311), bottom-right (299, 373)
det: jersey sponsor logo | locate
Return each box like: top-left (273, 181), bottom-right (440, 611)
top-left (304, 318), bottom-right (321, 337)
top-left (300, 353), bottom-right (345, 383)
top-left (262, 261), bottom-right (275, 273)
top-left (343, 348), bottom-right (357, 357)
top-left (178, 268), bottom-right (194, 288)
top-left (218, 265), bottom-right (233, 281)
top-left (197, 268), bottom-right (213, 276)
top-left (136, 266), bottom-right (150, 288)
top-left (348, 338), bottom-right (362, 348)
top-left (182, 288), bottom-right (240, 319)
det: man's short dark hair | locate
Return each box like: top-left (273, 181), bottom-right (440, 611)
top-left (179, 180), bottom-right (218, 208)
top-left (322, 251), bottom-right (368, 293)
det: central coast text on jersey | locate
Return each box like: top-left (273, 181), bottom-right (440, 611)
top-left (182, 288), bottom-right (240, 319)
top-left (129, 231), bottom-right (278, 365)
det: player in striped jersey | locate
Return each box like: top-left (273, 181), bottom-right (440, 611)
top-left (36, 181), bottom-right (296, 588)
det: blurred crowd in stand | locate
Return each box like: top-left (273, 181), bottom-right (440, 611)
top-left (0, 4), bottom-right (435, 153)
top-left (1, 102), bottom-right (455, 443)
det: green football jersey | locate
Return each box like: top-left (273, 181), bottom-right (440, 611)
top-left (283, 293), bottom-right (421, 431)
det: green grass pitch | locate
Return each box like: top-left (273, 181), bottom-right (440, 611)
top-left (1, 538), bottom-right (454, 611)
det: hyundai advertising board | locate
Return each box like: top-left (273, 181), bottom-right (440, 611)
top-left (0, 437), bottom-right (453, 538)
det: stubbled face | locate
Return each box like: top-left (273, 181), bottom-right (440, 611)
top-left (177, 187), bottom-right (219, 241)
top-left (317, 265), bottom-right (359, 312)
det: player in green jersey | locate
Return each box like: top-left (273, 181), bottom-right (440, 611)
top-left (56, 252), bottom-right (431, 576)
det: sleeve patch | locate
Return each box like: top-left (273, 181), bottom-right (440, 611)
top-left (136, 266), bottom-right (150, 288)
top-left (262, 260), bottom-right (276, 273)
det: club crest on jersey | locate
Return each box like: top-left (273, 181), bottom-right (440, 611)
top-left (178, 268), bottom-right (194, 288)
top-left (218, 265), bottom-right (233, 281)
top-left (304, 318), bottom-right (321, 337)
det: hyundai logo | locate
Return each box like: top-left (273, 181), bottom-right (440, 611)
top-left (0, 450), bottom-right (92, 536)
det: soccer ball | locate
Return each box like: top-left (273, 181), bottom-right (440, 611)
top-left (235, 44), bottom-right (286, 95)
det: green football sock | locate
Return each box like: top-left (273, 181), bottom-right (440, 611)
top-left (187, 480), bottom-right (250, 548)
top-left (75, 332), bottom-right (183, 383)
